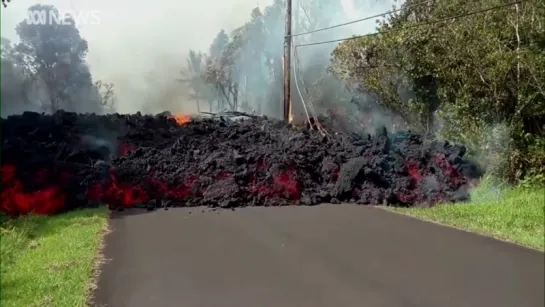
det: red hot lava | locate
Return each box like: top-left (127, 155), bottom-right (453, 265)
top-left (0, 152), bottom-right (465, 214)
top-left (249, 161), bottom-right (301, 201)
top-left (1, 165), bottom-right (67, 215)
top-left (119, 143), bottom-right (136, 156)
top-left (86, 173), bottom-right (148, 207)
top-left (1, 111), bottom-right (480, 215)
top-left (83, 160), bottom-right (302, 211)
top-left (399, 153), bottom-right (464, 205)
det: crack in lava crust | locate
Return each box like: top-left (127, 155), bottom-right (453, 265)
top-left (1, 111), bottom-right (482, 215)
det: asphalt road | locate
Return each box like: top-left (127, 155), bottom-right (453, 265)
top-left (93, 205), bottom-right (544, 307)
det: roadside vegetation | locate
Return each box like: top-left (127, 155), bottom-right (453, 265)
top-left (395, 179), bottom-right (544, 250)
top-left (331, 0), bottom-right (545, 186)
top-left (331, 0), bottom-right (544, 249)
top-left (0, 208), bottom-right (109, 307)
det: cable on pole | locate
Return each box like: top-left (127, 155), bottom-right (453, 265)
top-left (295, 0), bottom-right (525, 48)
top-left (292, 45), bottom-right (314, 131)
top-left (292, 45), bottom-right (329, 136)
top-left (289, 0), bottom-right (434, 38)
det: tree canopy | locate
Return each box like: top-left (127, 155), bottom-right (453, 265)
top-left (180, 0), bottom-right (544, 183)
top-left (184, 0), bottom-right (360, 118)
top-left (331, 0), bottom-right (545, 182)
top-left (1, 4), bottom-right (115, 116)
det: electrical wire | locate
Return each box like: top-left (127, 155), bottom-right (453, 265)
top-left (291, 43), bottom-right (314, 132)
top-left (288, 0), bottom-right (525, 134)
top-left (289, 0), bottom-right (434, 38)
top-left (295, 0), bottom-right (525, 47)
top-left (294, 58), bottom-right (327, 135)
top-left (292, 46), bottom-right (329, 136)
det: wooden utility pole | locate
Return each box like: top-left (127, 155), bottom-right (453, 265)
top-left (283, 0), bottom-right (292, 122)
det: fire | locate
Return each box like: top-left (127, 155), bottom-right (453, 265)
top-left (171, 114), bottom-right (191, 125)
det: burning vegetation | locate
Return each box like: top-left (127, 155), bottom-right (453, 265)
top-left (0, 111), bottom-right (481, 215)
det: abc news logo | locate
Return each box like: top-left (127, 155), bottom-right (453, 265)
top-left (26, 10), bottom-right (101, 26)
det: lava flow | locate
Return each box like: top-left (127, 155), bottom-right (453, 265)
top-left (1, 165), bottom-right (67, 215)
top-left (0, 111), bottom-right (482, 215)
top-left (171, 114), bottom-right (192, 125)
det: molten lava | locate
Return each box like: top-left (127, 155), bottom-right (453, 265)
top-left (171, 114), bottom-right (191, 125)
top-left (1, 165), bottom-right (67, 215)
top-left (0, 111), bottom-right (481, 215)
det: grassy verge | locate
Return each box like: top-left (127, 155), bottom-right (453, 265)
top-left (394, 183), bottom-right (545, 251)
top-left (0, 207), bottom-right (109, 307)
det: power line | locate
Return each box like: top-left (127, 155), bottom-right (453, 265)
top-left (292, 46), bottom-right (312, 129)
top-left (295, 0), bottom-right (525, 48)
top-left (290, 0), bottom-right (434, 38)
top-left (292, 46), bottom-right (329, 135)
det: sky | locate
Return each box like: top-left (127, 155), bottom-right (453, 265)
top-left (1, 0), bottom-right (394, 114)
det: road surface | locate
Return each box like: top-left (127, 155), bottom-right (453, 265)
top-left (93, 205), bottom-right (544, 307)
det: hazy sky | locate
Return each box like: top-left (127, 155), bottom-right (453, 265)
top-left (1, 0), bottom-right (393, 114)
top-left (1, 0), bottom-right (278, 113)
top-left (0, 0), bottom-right (274, 73)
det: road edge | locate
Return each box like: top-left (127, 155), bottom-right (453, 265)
top-left (86, 208), bottom-right (111, 307)
top-left (377, 205), bottom-right (544, 253)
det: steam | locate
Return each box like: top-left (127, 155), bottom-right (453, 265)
top-left (1, 0), bottom-right (399, 117)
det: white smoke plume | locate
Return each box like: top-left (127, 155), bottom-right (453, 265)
top-left (1, 0), bottom-right (398, 115)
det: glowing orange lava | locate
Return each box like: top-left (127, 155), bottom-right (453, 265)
top-left (171, 114), bottom-right (191, 125)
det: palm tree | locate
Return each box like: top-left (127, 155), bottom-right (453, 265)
top-left (179, 50), bottom-right (209, 112)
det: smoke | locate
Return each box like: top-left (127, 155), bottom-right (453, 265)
top-left (1, 0), bottom-right (276, 114)
top-left (1, 0), bottom-right (398, 117)
top-left (289, 0), bottom-right (400, 126)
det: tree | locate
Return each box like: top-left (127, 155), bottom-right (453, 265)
top-left (179, 50), bottom-right (215, 112)
top-left (185, 3), bottom-right (286, 116)
top-left (94, 80), bottom-right (116, 113)
top-left (331, 0), bottom-right (545, 182)
top-left (185, 0), bottom-right (398, 121)
top-left (234, 8), bottom-right (268, 113)
top-left (203, 30), bottom-right (243, 112)
top-left (209, 30), bottom-right (229, 58)
top-left (13, 4), bottom-right (103, 113)
top-left (1, 37), bottom-right (35, 116)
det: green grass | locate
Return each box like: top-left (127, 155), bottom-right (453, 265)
top-left (0, 207), bottom-right (109, 307)
top-left (394, 183), bottom-right (545, 251)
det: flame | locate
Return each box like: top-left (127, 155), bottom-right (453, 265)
top-left (171, 114), bottom-right (191, 125)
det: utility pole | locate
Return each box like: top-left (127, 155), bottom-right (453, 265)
top-left (283, 0), bottom-right (292, 122)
